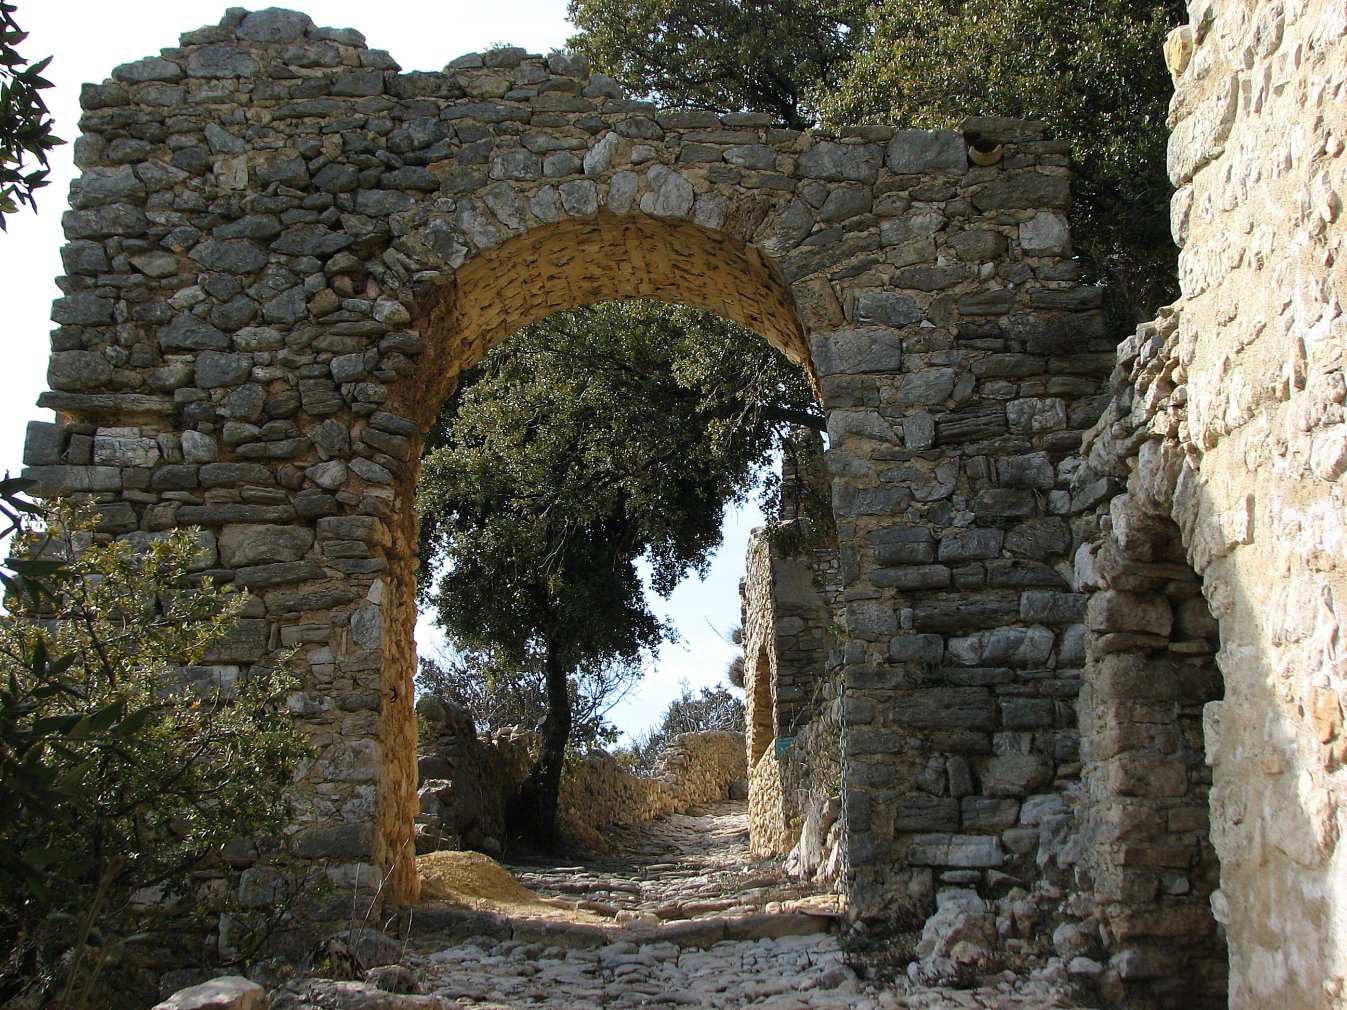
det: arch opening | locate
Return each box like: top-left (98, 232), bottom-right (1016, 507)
top-left (394, 215), bottom-right (814, 431)
top-left (1079, 468), bottom-right (1229, 1007)
top-left (384, 217), bottom-right (838, 902)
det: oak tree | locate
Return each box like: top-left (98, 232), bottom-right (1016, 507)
top-left (416, 301), bottom-right (818, 839)
top-left (566, 0), bottom-right (869, 128)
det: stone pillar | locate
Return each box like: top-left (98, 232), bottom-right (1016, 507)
top-left (825, 119), bottom-right (1114, 922)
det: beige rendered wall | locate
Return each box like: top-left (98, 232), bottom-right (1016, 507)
top-left (1162, 0), bottom-right (1346, 1004)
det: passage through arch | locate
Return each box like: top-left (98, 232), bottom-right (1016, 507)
top-left (29, 6), bottom-right (1114, 947)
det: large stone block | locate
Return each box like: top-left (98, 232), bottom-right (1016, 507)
top-left (797, 141), bottom-right (882, 182)
top-left (152, 976), bottom-right (264, 1010)
top-left (219, 524), bottom-right (315, 566)
top-left (1086, 591), bottom-right (1173, 636)
top-left (892, 688), bottom-right (997, 731)
top-left (23, 421), bottom-right (61, 466)
top-left (294, 823), bottom-right (374, 859)
top-left (809, 328), bottom-right (904, 375)
top-left (947, 626), bottom-right (1054, 667)
top-left (48, 350), bottom-right (112, 391)
top-left (887, 130), bottom-right (965, 174)
top-left (979, 753), bottom-right (1053, 797)
top-left (894, 796), bottom-right (960, 831)
top-left (908, 833), bottom-right (1004, 868)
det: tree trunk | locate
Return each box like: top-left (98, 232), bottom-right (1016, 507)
top-left (510, 646), bottom-right (572, 843)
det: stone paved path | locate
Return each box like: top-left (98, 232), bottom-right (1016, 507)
top-left (506, 801), bottom-right (833, 924)
top-left (372, 802), bottom-right (1096, 1010)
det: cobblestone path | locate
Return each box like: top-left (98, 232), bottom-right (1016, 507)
top-left (506, 801), bottom-right (833, 924)
top-left (357, 801), bottom-right (1096, 1010)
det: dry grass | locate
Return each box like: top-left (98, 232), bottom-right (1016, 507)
top-left (416, 850), bottom-right (610, 924)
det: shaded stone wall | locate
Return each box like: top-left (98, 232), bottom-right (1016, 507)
top-left (1068, 0), bottom-right (1347, 1006)
top-left (26, 6), bottom-right (1108, 935)
top-left (1075, 313), bottom-right (1227, 1008)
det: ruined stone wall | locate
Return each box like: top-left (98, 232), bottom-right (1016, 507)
top-left (417, 719), bottom-right (746, 852)
top-left (1075, 314), bottom-right (1228, 1008)
top-left (26, 4), bottom-right (1109, 936)
top-left (559, 730), bottom-right (747, 841)
top-left (741, 528), bottom-right (844, 860)
top-left (1069, 0), bottom-right (1347, 1006)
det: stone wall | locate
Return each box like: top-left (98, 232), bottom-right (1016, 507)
top-left (416, 710), bottom-right (746, 852)
top-left (416, 697), bottom-right (534, 855)
top-left (26, 4), bottom-right (1108, 926)
top-left (1067, 0), bottom-right (1347, 1006)
top-left (741, 528), bottom-right (844, 862)
top-left (563, 730), bottom-right (747, 832)
top-left (1074, 313), bottom-right (1227, 1008)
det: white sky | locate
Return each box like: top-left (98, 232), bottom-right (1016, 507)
top-left (0, 1), bottom-right (754, 741)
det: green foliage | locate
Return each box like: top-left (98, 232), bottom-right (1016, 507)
top-left (416, 300), bottom-right (817, 835)
top-left (0, 3), bottom-right (62, 229)
top-left (0, 489), bottom-right (308, 1007)
top-left (816, 0), bottom-right (1184, 322)
top-left (625, 679), bottom-right (745, 773)
top-left (416, 648), bottom-right (638, 752)
top-left (417, 299), bottom-right (817, 670)
top-left (566, 0), bottom-right (870, 128)
top-left (570, 0), bottom-right (1181, 322)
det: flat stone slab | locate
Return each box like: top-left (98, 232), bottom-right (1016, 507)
top-left (154, 976), bottom-right (265, 1010)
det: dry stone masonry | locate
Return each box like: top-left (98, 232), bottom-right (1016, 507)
top-left (26, 1), bottom-right (1347, 1006)
top-left (741, 527), bottom-right (844, 870)
top-left (1066, 0), bottom-right (1347, 1006)
top-left (27, 2), bottom-right (1104, 932)
top-left (415, 702), bottom-right (747, 856)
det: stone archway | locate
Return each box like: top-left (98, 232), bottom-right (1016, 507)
top-left (28, 6), bottom-right (1113, 930)
top-left (379, 215), bottom-right (818, 902)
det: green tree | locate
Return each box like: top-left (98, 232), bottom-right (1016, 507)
top-left (416, 646), bottom-right (640, 751)
top-left (0, 492), bottom-right (308, 1007)
top-left (416, 300), bottom-right (818, 839)
top-left (816, 0), bottom-right (1183, 322)
top-left (0, 2), bottom-right (62, 229)
top-left (566, 0), bottom-right (870, 128)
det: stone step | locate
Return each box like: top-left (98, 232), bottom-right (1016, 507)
top-left (399, 904), bottom-right (838, 952)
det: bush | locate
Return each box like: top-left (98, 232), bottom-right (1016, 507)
top-left (0, 487), bottom-right (308, 1007)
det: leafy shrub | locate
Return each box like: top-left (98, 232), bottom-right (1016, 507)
top-left (0, 487), bottom-right (307, 1007)
top-left (0, 2), bottom-right (62, 229)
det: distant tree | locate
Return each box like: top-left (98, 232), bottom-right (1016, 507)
top-left (566, 0), bottom-right (870, 128)
top-left (416, 647), bottom-right (640, 752)
top-left (627, 680), bottom-right (746, 773)
top-left (0, 3), bottom-right (62, 229)
top-left (416, 300), bottom-right (817, 840)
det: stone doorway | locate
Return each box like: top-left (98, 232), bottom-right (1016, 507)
top-left (30, 6), bottom-right (1112, 936)
top-left (1075, 319), bottom-right (1228, 1008)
